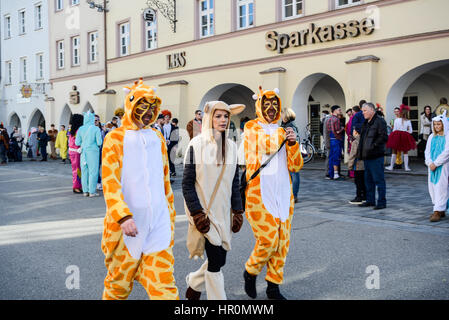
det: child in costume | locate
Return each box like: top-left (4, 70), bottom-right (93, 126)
top-left (386, 104), bottom-right (416, 171)
top-left (55, 125), bottom-right (68, 163)
top-left (101, 78), bottom-right (179, 300)
top-left (347, 127), bottom-right (365, 204)
top-left (182, 101), bottom-right (245, 300)
top-left (68, 114), bottom-right (83, 193)
top-left (425, 111), bottom-right (449, 222)
top-left (75, 111), bottom-right (102, 197)
top-left (243, 86), bottom-right (303, 300)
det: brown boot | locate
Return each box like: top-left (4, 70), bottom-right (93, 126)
top-left (185, 287), bottom-right (201, 300)
top-left (441, 211), bottom-right (446, 218)
top-left (430, 211), bottom-right (441, 222)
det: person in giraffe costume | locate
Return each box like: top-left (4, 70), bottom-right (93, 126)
top-left (243, 86), bottom-right (303, 300)
top-left (101, 78), bottom-right (179, 300)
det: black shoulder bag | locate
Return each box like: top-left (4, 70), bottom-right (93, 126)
top-left (240, 139), bottom-right (287, 208)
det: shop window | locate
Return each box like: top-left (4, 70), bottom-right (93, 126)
top-left (403, 95), bottom-right (419, 141)
top-left (199, 0), bottom-right (214, 38)
top-left (336, 0), bottom-right (361, 9)
top-left (145, 15), bottom-right (157, 50)
top-left (282, 0), bottom-right (303, 20)
top-left (237, 0), bottom-right (254, 30)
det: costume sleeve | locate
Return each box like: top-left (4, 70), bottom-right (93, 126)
top-left (101, 133), bottom-right (133, 224)
top-left (347, 139), bottom-right (358, 169)
top-left (182, 145), bottom-right (203, 215)
top-left (186, 120), bottom-right (193, 140)
top-left (55, 132), bottom-right (61, 149)
top-left (96, 128), bottom-right (103, 147)
top-left (407, 120), bottom-right (413, 134)
top-left (75, 130), bottom-right (82, 147)
top-left (231, 165), bottom-right (243, 213)
top-left (286, 141), bottom-right (303, 173)
top-left (434, 134), bottom-right (449, 167)
top-left (424, 134), bottom-right (433, 167)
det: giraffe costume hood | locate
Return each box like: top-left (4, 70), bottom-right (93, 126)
top-left (243, 86), bottom-right (303, 289)
top-left (101, 78), bottom-right (178, 300)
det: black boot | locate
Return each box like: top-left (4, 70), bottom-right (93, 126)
top-left (243, 270), bottom-right (257, 299)
top-left (185, 287), bottom-right (201, 300)
top-left (266, 281), bottom-right (287, 300)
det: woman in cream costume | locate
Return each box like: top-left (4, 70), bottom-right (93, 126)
top-left (183, 101), bottom-right (245, 300)
top-left (243, 86), bottom-right (303, 300)
top-left (101, 79), bottom-right (179, 300)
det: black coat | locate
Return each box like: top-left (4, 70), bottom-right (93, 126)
top-left (37, 131), bottom-right (49, 147)
top-left (357, 114), bottom-right (388, 160)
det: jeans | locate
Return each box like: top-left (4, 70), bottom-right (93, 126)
top-left (40, 145), bottom-right (47, 160)
top-left (354, 170), bottom-right (366, 199)
top-left (290, 171), bottom-right (300, 198)
top-left (364, 157), bottom-right (386, 206)
top-left (329, 137), bottom-right (343, 177)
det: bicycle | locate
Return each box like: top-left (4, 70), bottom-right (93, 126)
top-left (300, 123), bottom-right (327, 164)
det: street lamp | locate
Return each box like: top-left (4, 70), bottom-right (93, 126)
top-left (146, 0), bottom-right (177, 33)
top-left (86, 0), bottom-right (109, 91)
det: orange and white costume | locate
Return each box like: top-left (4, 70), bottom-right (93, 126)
top-left (101, 79), bottom-right (178, 300)
top-left (244, 87), bottom-right (303, 285)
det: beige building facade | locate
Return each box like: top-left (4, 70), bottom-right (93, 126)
top-left (46, 0), bottom-right (107, 128)
top-left (104, 0), bottom-right (449, 155)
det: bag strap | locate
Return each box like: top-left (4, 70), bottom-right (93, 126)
top-left (197, 163), bottom-right (227, 216)
top-left (247, 138), bottom-right (287, 185)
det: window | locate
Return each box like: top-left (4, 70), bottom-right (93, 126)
top-left (119, 22), bottom-right (130, 56)
top-left (20, 57), bottom-right (27, 82)
top-left (5, 61), bottom-right (12, 84)
top-left (336, 0), bottom-right (361, 8)
top-left (71, 0), bottom-right (80, 5)
top-left (57, 40), bottom-right (65, 69)
top-left (237, 0), bottom-right (254, 29)
top-left (89, 31), bottom-right (99, 63)
top-left (72, 36), bottom-right (80, 66)
top-left (36, 53), bottom-right (44, 80)
top-left (35, 4), bottom-right (42, 29)
top-left (145, 18), bottom-right (157, 50)
top-left (56, 0), bottom-right (64, 11)
top-left (282, 0), bottom-right (303, 20)
top-left (18, 10), bottom-right (26, 34)
top-left (199, 0), bottom-right (214, 38)
top-left (4, 15), bottom-right (11, 38)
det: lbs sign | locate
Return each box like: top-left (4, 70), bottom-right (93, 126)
top-left (266, 18), bottom-right (375, 54)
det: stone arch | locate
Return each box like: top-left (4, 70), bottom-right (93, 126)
top-left (27, 108), bottom-right (46, 133)
top-left (82, 101), bottom-right (94, 113)
top-left (8, 112), bottom-right (22, 132)
top-left (59, 104), bottom-right (73, 128)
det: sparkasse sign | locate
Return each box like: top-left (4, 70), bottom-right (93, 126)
top-left (265, 18), bottom-right (375, 54)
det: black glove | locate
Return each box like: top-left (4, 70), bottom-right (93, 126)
top-left (232, 213), bottom-right (244, 233)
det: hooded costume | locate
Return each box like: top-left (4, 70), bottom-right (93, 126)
top-left (75, 111), bottom-right (102, 195)
top-left (243, 86), bottom-right (303, 298)
top-left (28, 128), bottom-right (38, 159)
top-left (101, 79), bottom-right (179, 300)
top-left (55, 128), bottom-right (68, 160)
top-left (182, 101), bottom-right (245, 300)
top-left (425, 111), bottom-right (449, 216)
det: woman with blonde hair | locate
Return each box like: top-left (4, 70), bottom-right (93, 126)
top-left (281, 108), bottom-right (300, 203)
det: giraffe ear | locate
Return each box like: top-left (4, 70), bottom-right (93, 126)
top-left (123, 87), bottom-right (131, 94)
top-left (273, 88), bottom-right (280, 95)
top-left (252, 94), bottom-right (258, 101)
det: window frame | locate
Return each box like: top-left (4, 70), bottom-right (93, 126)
top-left (144, 14), bottom-right (158, 51)
top-left (72, 36), bottom-right (80, 67)
top-left (236, 0), bottom-right (254, 30)
top-left (335, 0), bottom-right (362, 9)
top-left (57, 40), bottom-right (65, 69)
top-left (88, 31), bottom-right (99, 63)
top-left (20, 57), bottom-right (27, 83)
top-left (55, 0), bottom-right (64, 12)
top-left (36, 53), bottom-right (44, 80)
top-left (71, 0), bottom-right (80, 6)
top-left (281, 0), bottom-right (304, 21)
top-left (199, 0), bottom-right (214, 39)
top-left (5, 61), bottom-right (12, 85)
top-left (18, 9), bottom-right (26, 35)
top-left (4, 15), bottom-right (11, 39)
top-left (119, 22), bottom-right (130, 57)
top-left (35, 3), bottom-right (43, 30)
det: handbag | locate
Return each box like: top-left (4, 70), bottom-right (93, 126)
top-left (240, 139), bottom-right (287, 208)
top-left (186, 163), bottom-right (227, 259)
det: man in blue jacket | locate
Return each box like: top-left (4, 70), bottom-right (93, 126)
top-left (350, 100), bottom-right (367, 136)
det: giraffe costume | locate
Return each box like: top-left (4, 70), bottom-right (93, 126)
top-left (101, 78), bottom-right (179, 300)
top-left (243, 86), bottom-right (303, 298)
